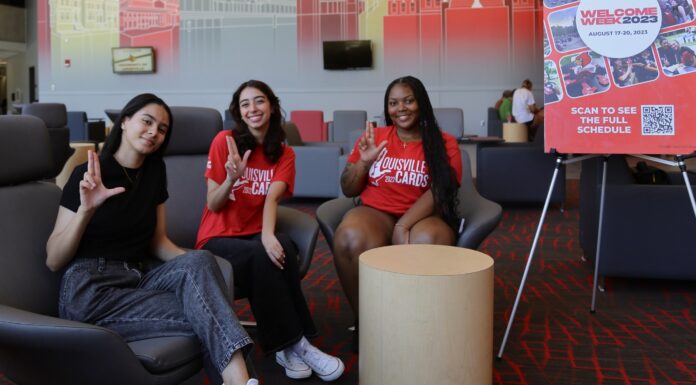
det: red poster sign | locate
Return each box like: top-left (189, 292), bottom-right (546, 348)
top-left (544, 0), bottom-right (696, 154)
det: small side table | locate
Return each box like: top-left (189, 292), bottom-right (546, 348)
top-left (503, 122), bottom-right (528, 142)
top-left (359, 244), bottom-right (494, 385)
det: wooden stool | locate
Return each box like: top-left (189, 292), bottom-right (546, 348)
top-left (503, 122), bottom-right (528, 142)
top-left (359, 244), bottom-right (494, 385)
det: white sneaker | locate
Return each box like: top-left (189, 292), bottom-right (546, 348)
top-left (275, 349), bottom-right (312, 379)
top-left (295, 340), bottom-right (345, 382)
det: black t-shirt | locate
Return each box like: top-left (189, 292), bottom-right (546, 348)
top-left (61, 155), bottom-right (168, 262)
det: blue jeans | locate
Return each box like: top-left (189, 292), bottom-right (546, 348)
top-left (58, 250), bottom-right (252, 374)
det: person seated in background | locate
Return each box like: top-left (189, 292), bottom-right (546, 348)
top-left (45, 93), bottom-right (257, 385)
top-left (196, 80), bottom-right (344, 382)
top-left (512, 78), bottom-right (541, 140)
top-left (495, 89), bottom-right (514, 122)
top-left (631, 49), bottom-right (659, 82)
top-left (611, 58), bottom-right (637, 87)
top-left (678, 46), bottom-right (696, 73)
top-left (572, 52), bottom-right (601, 95)
top-left (658, 37), bottom-right (679, 66)
top-left (332, 75), bottom-right (462, 351)
top-left (543, 72), bottom-right (561, 104)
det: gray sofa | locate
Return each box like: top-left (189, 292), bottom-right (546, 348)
top-left (283, 121), bottom-right (343, 198)
top-left (476, 125), bottom-right (566, 205)
top-left (22, 103), bottom-right (75, 178)
top-left (579, 155), bottom-right (696, 280)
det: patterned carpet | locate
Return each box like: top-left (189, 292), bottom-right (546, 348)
top-left (2, 181), bottom-right (695, 384)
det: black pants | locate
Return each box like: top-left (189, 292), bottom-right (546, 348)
top-left (203, 232), bottom-right (317, 353)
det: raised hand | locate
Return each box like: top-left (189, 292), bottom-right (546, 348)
top-left (391, 223), bottom-right (410, 245)
top-left (79, 150), bottom-right (125, 212)
top-left (225, 135), bottom-right (251, 182)
top-left (261, 233), bottom-right (285, 270)
top-left (357, 121), bottom-right (387, 164)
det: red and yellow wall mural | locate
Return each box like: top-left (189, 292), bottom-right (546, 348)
top-left (37, 0), bottom-right (545, 117)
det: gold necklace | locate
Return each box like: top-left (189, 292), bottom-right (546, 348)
top-left (397, 132), bottom-right (419, 149)
top-left (119, 163), bottom-right (136, 185)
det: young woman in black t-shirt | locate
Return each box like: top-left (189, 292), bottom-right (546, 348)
top-left (46, 93), bottom-right (258, 385)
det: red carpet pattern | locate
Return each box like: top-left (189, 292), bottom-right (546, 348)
top-left (2, 188), bottom-right (695, 385)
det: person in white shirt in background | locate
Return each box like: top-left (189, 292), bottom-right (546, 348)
top-left (511, 79), bottom-right (541, 140)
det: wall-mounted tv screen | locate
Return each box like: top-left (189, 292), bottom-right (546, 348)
top-left (323, 40), bottom-right (373, 70)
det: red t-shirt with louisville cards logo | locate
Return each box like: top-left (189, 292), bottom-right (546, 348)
top-left (195, 131), bottom-right (295, 248)
top-left (347, 125), bottom-right (462, 216)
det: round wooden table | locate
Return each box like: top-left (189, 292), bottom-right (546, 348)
top-left (503, 122), bottom-right (528, 142)
top-left (359, 244), bottom-right (494, 385)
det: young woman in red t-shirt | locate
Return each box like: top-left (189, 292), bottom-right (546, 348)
top-left (334, 76), bottom-right (463, 348)
top-left (196, 80), bottom-right (344, 382)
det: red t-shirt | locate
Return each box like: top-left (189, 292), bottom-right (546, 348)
top-left (347, 125), bottom-right (462, 216)
top-left (196, 131), bottom-right (295, 248)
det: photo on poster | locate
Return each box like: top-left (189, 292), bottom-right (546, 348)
top-left (544, 26), bottom-right (551, 57)
top-left (560, 51), bottom-right (610, 98)
top-left (544, 60), bottom-right (563, 104)
top-left (656, 27), bottom-right (696, 76)
top-left (609, 48), bottom-right (660, 88)
top-left (548, 6), bottom-right (586, 53)
top-left (543, 0), bottom-right (578, 9)
top-left (658, 0), bottom-right (695, 28)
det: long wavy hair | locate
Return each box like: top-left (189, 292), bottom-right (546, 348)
top-left (383, 76), bottom-right (460, 230)
top-left (101, 93), bottom-right (173, 161)
top-left (229, 80), bottom-right (286, 163)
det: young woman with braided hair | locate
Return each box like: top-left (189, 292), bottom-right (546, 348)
top-left (333, 76), bottom-right (462, 350)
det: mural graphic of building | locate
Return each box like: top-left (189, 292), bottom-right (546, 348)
top-left (177, 0), bottom-right (298, 82)
top-left (119, 0), bottom-right (180, 72)
top-left (51, 0), bottom-right (119, 33)
top-left (179, 0), bottom-right (295, 17)
top-left (358, 0), bottom-right (386, 50)
top-left (383, 0), bottom-right (433, 74)
top-left (511, 0), bottom-right (544, 80)
top-left (47, 0), bottom-right (120, 87)
top-left (297, 0), bottom-right (363, 68)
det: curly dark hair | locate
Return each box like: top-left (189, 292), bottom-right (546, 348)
top-left (383, 76), bottom-right (460, 230)
top-left (102, 93), bottom-right (173, 161)
top-left (229, 80), bottom-right (286, 163)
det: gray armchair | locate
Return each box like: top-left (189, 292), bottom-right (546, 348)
top-left (434, 107), bottom-right (464, 138)
top-left (317, 148), bottom-right (502, 251)
top-left (67, 111), bottom-right (106, 142)
top-left (476, 124), bottom-right (566, 205)
top-left (22, 103), bottom-right (74, 178)
top-left (327, 110), bottom-right (367, 153)
top-left (164, 108), bottom-right (319, 280)
top-left (0, 115), bottom-right (205, 385)
top-left (104, 108), bottom-right (120, 125)
top-left (283, 121), bottom-right (343, 198)
top-left (579, 155), bottom-right (696, 280)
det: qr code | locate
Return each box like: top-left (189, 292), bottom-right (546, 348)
top-left (641, 105), bottom-right (674, 136)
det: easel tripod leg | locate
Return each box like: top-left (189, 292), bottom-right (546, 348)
top-left (590, 156), bottom-right (608, 313)
top-left (497, 156), bottom-right (563, 359)
top-left (676, 155), bottom-right (696, 220)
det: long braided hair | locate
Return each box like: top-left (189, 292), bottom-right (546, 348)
top-left (383, 76), bottom-right (460, 230)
